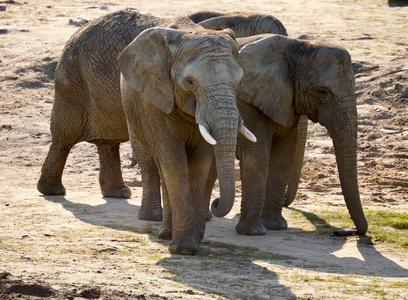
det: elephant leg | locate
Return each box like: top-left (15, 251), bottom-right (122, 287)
top-left (188, 144), bottom-right (214, 240)
top-left (132, 140), bottom-right (162, 221)
top-left (158, 153), bottom-right (200, 255)
top-left (204, 159), bottom-right (217, 222)
top-left (262, 128), bottom-right (298, 230)
top-left (96, 141), bottom-right (131, 198)
top-left (158, 181), bottom-right (172, 240)
top-left (236, 139), bottom-right (269, 235)
top-left (284, 115), bottom-right (308, 207)
top-left (37, 139), bottom-right (72, 195)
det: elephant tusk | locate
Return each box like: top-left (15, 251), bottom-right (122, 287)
top-left (239, 124), bottom-right (257, 143)
top-left (199, 124), bottom-right (217, 145)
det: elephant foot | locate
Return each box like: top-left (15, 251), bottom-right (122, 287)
top-left (235, 218), bottom-right (267, 235)
top-left (37, 177), bottom-right (66, 195)
top-left (169, 236), bottom-right (200, 255)
top-left (158, 225), bottom-right (172, 240)
top-left (261, 212), bottom-right (288, 230)
top-left (101, 184), bottom-right (131, 199)
top-left (139, 205), bottom-right (163, 221)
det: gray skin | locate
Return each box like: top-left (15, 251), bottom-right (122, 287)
top-left (36, 10), bottom-right (255, 232)
top-left (118, 27), bottom-right (248, 255)
top-left (135, 11), bottom-right (296, 222)
top-left (190, 11), bottom-right (288, 37)
top-left (234, 34), bottom-right (368, 236)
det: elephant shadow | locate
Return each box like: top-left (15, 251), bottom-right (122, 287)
top-left (41, 194), bottom-right (407, 298)
top-left (388, 0), bottom-right (408, 7)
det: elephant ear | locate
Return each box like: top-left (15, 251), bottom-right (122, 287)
top-left (118, 27), bottom-right (179, 114)
top-left (237, 35), bottom-right (294, 127)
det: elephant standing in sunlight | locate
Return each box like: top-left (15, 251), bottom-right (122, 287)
top-left (134, 11), bottom-right (309, 222)
top-left (117, 26), bottom-right (257, 255)
top-left (37, 9), bottom-right (259, 254)
top-left (233, 34), bottom-right (368, 236)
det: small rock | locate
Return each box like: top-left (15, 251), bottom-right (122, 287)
top-left (68, 18), bottom-right (88, 27)
top-left (84, 6), bottom-right (98, 9)
top-left (1, 124), bottom-right (12, 130)
top-left (19, 29), bottom-right (29, 32)
top-left (100, 5), bottom-right (109, 10)
top-left (0, 28), bottom-right (8, 34)
top-left (0, 5), bottom-right (6, 11)
top-left (126, 7), bottom-right (138, 11)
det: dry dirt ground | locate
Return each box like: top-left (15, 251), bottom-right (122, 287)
top-left (0, 0), bottom-right (407, 299)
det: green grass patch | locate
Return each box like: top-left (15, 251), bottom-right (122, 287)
top-left (288, 208), bottom-right (408, 248)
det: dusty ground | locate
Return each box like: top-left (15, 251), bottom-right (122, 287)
top-left (0, 0), bottom-right (407, 299)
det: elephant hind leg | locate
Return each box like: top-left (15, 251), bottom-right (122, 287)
top-left (96, 142), bottom-right (131, 198)
top-left (37, 140), bottom-right (72, 195)
top-left (132, 140), bottom-right (162, 221)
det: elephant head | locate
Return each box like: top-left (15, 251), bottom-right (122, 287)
top-left (118, 27), bottom-right (256, 218)
top-left (193, 12), bottom-right (288, 37)
top-left (237, 34), bottom-right (368, 235)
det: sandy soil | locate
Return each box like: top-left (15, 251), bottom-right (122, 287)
top-left (0, 0), bottom-right (407, 299)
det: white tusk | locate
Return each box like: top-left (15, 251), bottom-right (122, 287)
top-left (199, 124), bottom-right (217, 145)
top-left (239, 124), bottom-right (257, 143)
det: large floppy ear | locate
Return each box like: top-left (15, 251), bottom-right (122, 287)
top-left (118, 27), bottom-right (180, 114)
top-left (237, 35), bottom-right (294, 127)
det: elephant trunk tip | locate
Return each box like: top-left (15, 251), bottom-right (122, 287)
top-left (210, 198), bottom-right (233, 217)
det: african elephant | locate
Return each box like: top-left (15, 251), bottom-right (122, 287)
top-left (36, 10), bottom-right (254, 207)
top-left (234, 34), bottom-right (368, 236)
top-left (134, 11), bottom-right (293, 222)
top-left (118, 26), bottom-right (258, 255)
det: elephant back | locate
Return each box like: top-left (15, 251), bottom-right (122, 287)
top-left (195, 12), bottom-right (288, 38)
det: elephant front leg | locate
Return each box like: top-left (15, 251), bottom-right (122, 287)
top-left (160, 158), bottom-right (201, 255)
top-left (96, 142), bottom-right (131, 198)
top-left (262, 130), bottom-right (298, 230)
top-left (236, 139), bottom-right (270, 236)
top-left (188, 144), bottom-right (215, 240)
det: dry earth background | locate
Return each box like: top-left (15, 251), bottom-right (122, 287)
top-left (0, 0), bottom-right (408, 299)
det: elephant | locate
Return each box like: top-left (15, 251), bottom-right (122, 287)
top-left (118, 26), bottom-right (258, 255)
top-left (134, 11), bottom-right (293, 222)
top-left (233, 33), bottom-right (368, 236)
top-left (36, 10), bottom-right (254, 208)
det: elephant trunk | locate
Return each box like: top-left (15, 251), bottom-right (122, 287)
top-left (196, 88), bottom-right (240, 218)
top-left (327, 98), bottom-right (368, 235)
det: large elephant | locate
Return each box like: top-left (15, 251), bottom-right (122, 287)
top-left (234, 34), bottom-right (368, 236)
top-left (37, 10), bottom-right (254, 208)
top-left (134, 11), bottom-right (293, 222)
top-left (118, 26), bottom-right (257, 255)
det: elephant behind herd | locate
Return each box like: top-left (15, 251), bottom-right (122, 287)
top-left (37, 9), bottom-right (367, 255)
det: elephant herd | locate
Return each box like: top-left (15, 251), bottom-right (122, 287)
top-left (37, 9), bottom-right (368, 255)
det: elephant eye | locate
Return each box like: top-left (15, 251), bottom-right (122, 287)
top-left (317, 88), bottom-right (329, 101)
top-left (184, 77), bottom-right (195, 90)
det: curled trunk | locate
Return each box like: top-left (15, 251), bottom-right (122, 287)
top-left (196, 89), bottom-right (239, 218)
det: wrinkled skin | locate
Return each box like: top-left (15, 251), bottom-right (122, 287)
top-left (37, 9), bottom-right (256, 254)
top-left (119, 27), bottom-right (246, 255)
top-left (37, 10), bottom-right (179, 199)
top-left (235, 34), bottom-right (368, 236)
top-left (137, 11), bottom-right (301, 222)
